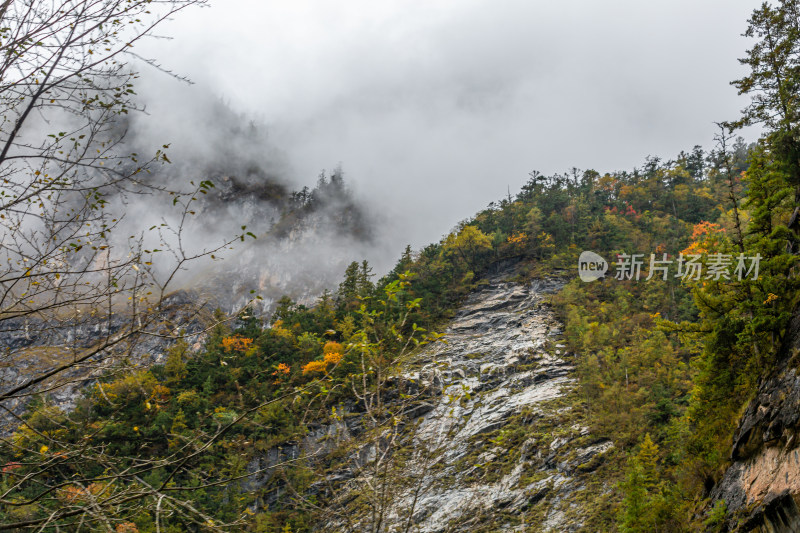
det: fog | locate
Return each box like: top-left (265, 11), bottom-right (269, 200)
top-left (132, 0), bottom-right (760, 266)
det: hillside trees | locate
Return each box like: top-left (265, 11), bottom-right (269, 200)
top-left (441, 224), bottom-right (492, 274)
top-left (0, 0), bottom-right (268, 530)
top-left (291, 274), bottom-right (446, 532)
top-left (731, 0), bottom-right (800, 248)
top-left (637, 0), bottom-right (800, 523)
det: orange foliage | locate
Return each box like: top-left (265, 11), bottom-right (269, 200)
top-left (221, 335), bottom-right (253, 352)
top-left (301, 360), bottom-right (327, 375)
top-left (507, 232), bottom-right (527, 247)
top-left (272, 363), bottom-right (291, 376)
top-left (691, 221), bottom-right (723, 240)
top-left (323, 341), bottom-right (343, 354)
top-left (57, 482), bottom-right (104, 503)
top-left (323, 352), bottom-right (343, 365)
top-left (58, 485), bottom-right (85, 503)
top-left (2, 461), bottom-right (21, 473)
top-left (682, 221), bottom-right (724, 255)
top-left (116, 523), bottom-right (139, 533)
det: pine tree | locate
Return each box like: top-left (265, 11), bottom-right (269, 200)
top-left (165, 338), bottom-right (189, 385)
top-left (636, 433), bottom-right (660, 491)
top-left (357, 260), bottom-right (375, 298)
top-left (619, 462), bottom-right (649, 533)
top-left (619, 434), bottom-right (661, 532)
top-left (337, 261), bottom-right (360, 312)
top-left (168, 409), bottom-right (189, 449)
top-left (731, 0), bottom-right (800, 244)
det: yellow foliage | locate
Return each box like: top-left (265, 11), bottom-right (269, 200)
top-left (93, 371), bottom-right (158, 406)
top-left (323, 341), bottom-right (343, 354)
top-left (270, 320), bottom-right (294, 339)
top-left (94, 383), bottom-right (118, 404)
top-left (150, 384), bottom-right (170, 404)
top-left (764, 293), bottom-right (778, 305)
top-left (324, 352), bottom-right (343, 365)
top-left (442, 225), bottom-right (492, 263)
top-left (301, 360), bottom-right (328, 375)
top-left (221, 335), bottom-right (253, 352)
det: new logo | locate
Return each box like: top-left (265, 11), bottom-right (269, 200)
top-left (578, 251), bottom-right (608, 282)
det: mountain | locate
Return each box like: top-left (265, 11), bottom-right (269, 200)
top-left (2, 2), bottom-right (800, 530)
top-left (305, 270), bottom-right (614, 532)
top-left (2, 137), bottom-right (797, 531)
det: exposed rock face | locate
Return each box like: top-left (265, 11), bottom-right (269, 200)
top-left (710, 308), bottom-right (800, 532)
top-left (0, 291), bottom-right (208, 431)
top-left (313, 274), bottom-right (613, 532)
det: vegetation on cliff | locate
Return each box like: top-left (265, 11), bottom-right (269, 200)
top-left (2, 1), bottom-right (800, 531)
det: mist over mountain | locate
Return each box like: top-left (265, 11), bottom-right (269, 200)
top-left (3, 1), bottom-right (800, 532)
top-left (112, 88), bottom-right (398, 314)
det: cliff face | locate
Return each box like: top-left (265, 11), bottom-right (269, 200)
top-left (254, 273), bottom-right (615, 531)
top-left (711, 308), bottom-right (800, 532)
top-left (375, 276), bottom-right (612, 532)
top-left (0, 291), bottom-right (208, 431)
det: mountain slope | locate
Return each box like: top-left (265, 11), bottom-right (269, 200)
top-left (304, 270), bottom-right (616, 532)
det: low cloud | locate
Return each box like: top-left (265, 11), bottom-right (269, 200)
top-left (119, 0), bottom-right (763, 303)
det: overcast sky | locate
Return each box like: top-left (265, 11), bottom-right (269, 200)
top-left (138, 0), bottom-right (761, 251)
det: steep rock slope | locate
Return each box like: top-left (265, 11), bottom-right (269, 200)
top-left (315, 274), bottom-right (614, 532)
top-left (0, 291), bottom-right (209, 431)
top-left (711, 307), bottom-right (800, 532)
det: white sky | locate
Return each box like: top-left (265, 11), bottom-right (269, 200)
top-left (138, 0), bottom-right (761, 250)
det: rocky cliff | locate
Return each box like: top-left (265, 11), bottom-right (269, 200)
top-left (0, 291), bottom-right (209, 431)
top-left (253, 273), bottom-right (615, 532)
top-left (710, 307), bottom-right (800, 532)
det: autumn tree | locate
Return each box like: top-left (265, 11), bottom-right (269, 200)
top-left (285, 274), bottom-right (447, 532)
top-left (442, 224), bottom-right (492, 274)
top-left (0, 1), bottom-right (263, 530)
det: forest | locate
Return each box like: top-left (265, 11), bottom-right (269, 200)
top-left (1, 1), bottom-right (799, 532)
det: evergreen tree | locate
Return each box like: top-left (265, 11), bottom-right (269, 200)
top-left (165, 338), bottom-right (189, 385)
top-left (358, 260), bottom-right (375, 297)
top-left (619, 434), bottom-right (661, 532)
top-left (337, 261), bottom-right (361, 312)
top-left (731, 0), bottom-right (800, 243)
